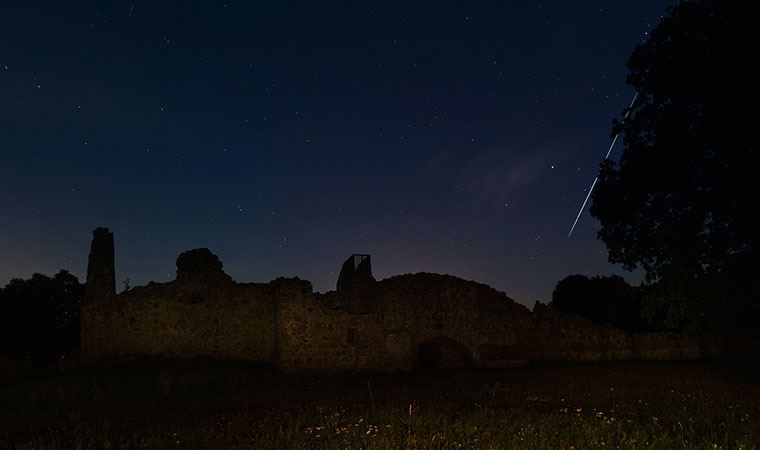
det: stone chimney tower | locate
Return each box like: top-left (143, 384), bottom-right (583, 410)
top-left (84, 227), bottom-right (115, 303)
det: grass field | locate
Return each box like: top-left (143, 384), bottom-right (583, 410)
top-left (1, 360), bottom-right (759, 448)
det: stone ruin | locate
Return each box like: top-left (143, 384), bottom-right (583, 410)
top-left (337, 254), bottom-right (373, 290)
top-left (80, 227), bottom-right (736, 372)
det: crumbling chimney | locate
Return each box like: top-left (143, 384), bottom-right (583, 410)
top-left (337, 254), bottom-right (374, 290)
top-left (84, 227), bottom-right (115, 303)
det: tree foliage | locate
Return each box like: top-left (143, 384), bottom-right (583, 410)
top-left (0, 270), bottom-right (83, 364)
top-left (550, 275), bottom-right (650, 331)
top-left (590, 1), bottom-right (760, 328)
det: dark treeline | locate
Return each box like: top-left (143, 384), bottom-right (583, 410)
top-left (549, 275), bottom-right (646, 332)
top-left (0, 271), bottom-right (83, 365)
top-left (548, 275), bottom-right (678, 332)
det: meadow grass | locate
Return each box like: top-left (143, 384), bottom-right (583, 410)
top-left (1, 360), bottom-right (758, 448)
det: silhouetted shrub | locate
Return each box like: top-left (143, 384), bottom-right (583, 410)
top-left (0, 270), bottom-right (83, 365)
top-left (549, 275), bottom-right (653, 331)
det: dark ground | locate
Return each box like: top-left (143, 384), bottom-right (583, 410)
top-left (1, 359), bottom-right (759, 448)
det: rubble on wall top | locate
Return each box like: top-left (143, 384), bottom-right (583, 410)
top-left (175, 248), bottom-right (233, 286)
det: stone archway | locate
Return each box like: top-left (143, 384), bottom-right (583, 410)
top-left (418, 336), bottom-right (474, 369)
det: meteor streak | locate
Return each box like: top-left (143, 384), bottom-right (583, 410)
top-left (567, 92), bottom-right (638, 237)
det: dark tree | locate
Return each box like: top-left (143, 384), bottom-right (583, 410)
top-left (550, 275), bottom-right (649, 331)
top-left (0, 270), bottom-right (84, 365)
top-left (590, 1), bottom-right (760, 328)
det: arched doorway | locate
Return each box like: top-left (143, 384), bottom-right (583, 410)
top-left (418, 337), bottom-right (473, 369)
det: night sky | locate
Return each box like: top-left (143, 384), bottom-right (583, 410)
top-left (0, 1), bottom-right (670, 306)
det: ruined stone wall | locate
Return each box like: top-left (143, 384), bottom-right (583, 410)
top-left (278, 292), bottom-right (400, 372)
top-left (80, 248), bottom-right (305, 364)
top-left (84, 227), bottom-right (115, 304)
top-left (82, 269), bottom-right (721, 372)
top-left (80, 227), bottom-right (734, 373)
top-left (521, 303), bottom-right (713, 362)
top-left (278, 273), bottom-right (537, 373)
top-left (277, 273), bottom-right (719, 373)
top-left (81, 280), bottom-right (278, 362)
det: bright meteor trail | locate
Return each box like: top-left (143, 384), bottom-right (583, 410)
top-left (567, 92), bottom-right (639, 238)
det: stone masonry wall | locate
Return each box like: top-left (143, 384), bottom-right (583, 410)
top-left (521, 303), bottom-right (714, 362)
top-left (80, 248), bottom-right (301, 364)
top-left (276, 272), bottom-right (717, 373)
top-left (81, 280), bottom-right (279, 362)
top-left (80, 228), bottom-right (735, 372)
